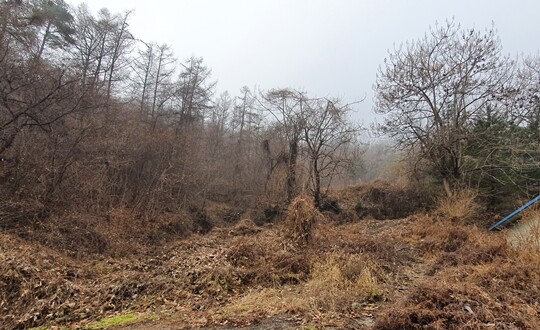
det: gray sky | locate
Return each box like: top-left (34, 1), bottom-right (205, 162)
top-left (66, 0), bottom-right (540, 123)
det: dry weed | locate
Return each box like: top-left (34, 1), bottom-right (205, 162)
top-left (305, 253), bottom-right (383, 311)
top-left (283, 195), bottom-right (323, 245)
top-left (375, 209), bottom-right (539, 329)
top-left (219, 287), bottom-right (307, 318)
top-left (404, 214), bottom-right (508, 273)
top-left (225, 232), bottom-right (310, 287)
top-left (219, 252), bottom-right (384, 323)
top-left (436, 189), bottom-right (480, 220)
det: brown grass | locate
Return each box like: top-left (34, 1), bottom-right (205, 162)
top-left (2, 186), bottom-right (539, 329)
top-left (435, 188), bottom-right (480, 220)
top-left (374, 213), bottom-right (540, 330)
top-left (283, 195), bottom-right (323, 245)
top-left (304, 253), bottom-right (384, 311)
top-left (219, 251), bottom-right (385, 325)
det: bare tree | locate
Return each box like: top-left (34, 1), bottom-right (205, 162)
top-left (70, 4), bottom-right (102, 90)
top-left (231, 87), bottom-right (261, 181)
top-left (175, 56), bottom-right (215, 125)
top-left (302, 99), bottom-right (360, 207)
top-left (515, 55), bottom-right (540, 137)
top-left (0, 30), bottom-right (81, 156)
top-left (149, 43), bottom-right (176, 125)
top-left (261, 88), bottom-right (306, 202)
top-left (375, 20), bottom-right (512, 187)
top-left (104, 10), bottom-right (133, 103)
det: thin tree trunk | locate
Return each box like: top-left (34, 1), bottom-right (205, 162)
top-left (287, 138), bottom-right (298, 202)
top-left (36, 21), bottom-right (52, 60)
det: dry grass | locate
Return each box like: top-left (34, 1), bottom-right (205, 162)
top-left (435, 188), bottom-right (480, 220)
top-left (304, 253), bottom-right (384, 311)
top-left (375, 253), bottom-right (540, 329)
top-left (374, 212), bottom-right (540, 330)
top-left (283, 195), bottom-right (323, 245)
top-left (2, 184), bottom-right (539, 329)
top-left (219, 251), bottom-right (385, 325)
top-left (219, 287), bottom-right (307, 318)
top-left (224, 229), bottom-right (311, 287)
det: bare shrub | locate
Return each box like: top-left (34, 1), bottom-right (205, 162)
top-left (335, 181), bottom-right (431, 221)
top-left (0, 199), bottom-right (47, 229)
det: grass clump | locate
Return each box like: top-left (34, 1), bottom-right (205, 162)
top-left (284, 195), bottom-right (323, 245)
top-left (305, 253), bottom-right (383, 311)
top-left (436, 188), bottom-right (480, 220)
top-left (218, 252), bottom-right (384, 324)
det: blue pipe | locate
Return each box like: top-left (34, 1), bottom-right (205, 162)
top-left (488, 194), bottom-right (540, 231)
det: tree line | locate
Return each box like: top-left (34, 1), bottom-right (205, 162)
top-left (0, 0), bottom-right (360, 225)
top-left (1, 2), bottom-right (537, 228)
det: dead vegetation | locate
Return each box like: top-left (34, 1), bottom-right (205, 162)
top-left (332, 181), bottom-right (432, 221)
top-left (1, 184), bottom-right (539, 329)
top-left (435, 188), bottom-right (481, 221)
top-left (283, 195), bottom-right (322, 245)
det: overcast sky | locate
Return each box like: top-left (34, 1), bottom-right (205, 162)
top-left (66, 0), bottom-right (540, 123)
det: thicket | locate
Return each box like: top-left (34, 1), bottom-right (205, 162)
top-left (0, 0), bottom-right (361, 233)
top-left (1, 2), bottom-right (538, 236)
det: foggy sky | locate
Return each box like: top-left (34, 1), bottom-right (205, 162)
top-left (66, 0), bottom-right (540, 123)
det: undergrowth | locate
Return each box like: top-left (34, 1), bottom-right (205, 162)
top-left (1, 183), bottom-right (539, 329)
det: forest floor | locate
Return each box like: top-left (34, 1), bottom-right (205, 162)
top-left (2, 187), bottom-right (540, 329)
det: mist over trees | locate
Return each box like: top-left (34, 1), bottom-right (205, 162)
top-left (0, 1), bottom-right (538, 230)
top-left (0, 0), bottom-right (363, 225)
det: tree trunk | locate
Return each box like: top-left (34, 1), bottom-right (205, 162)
top-left (313, 158), bottom-right (321, 208)
top-left (287, 138), bottom-right (298, 202)
top-left (36, 21), bottom-right (52, 60)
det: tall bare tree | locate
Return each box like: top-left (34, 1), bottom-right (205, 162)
top-left (149, 43), bottom-right (176, 125)
top-left (175, 56), bottom-right (215, 125)
top-left (261, 88), bottom-right (307, 202)
top-left (375, 20), bottom-right (512, 187)
top-left (104, 10), bottom-right (133, 103)
top-left (302, 99), bottom-right (360, 207)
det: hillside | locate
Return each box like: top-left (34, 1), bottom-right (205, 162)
top-left (2, 185), bottom-right (539, 330)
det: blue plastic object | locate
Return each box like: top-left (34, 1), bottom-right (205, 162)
top-left (488, 194), bottom-right (540, 231)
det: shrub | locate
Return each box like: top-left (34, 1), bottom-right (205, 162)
top-left (319, 196), bottom-right (341, 214)
top-left (284, 196), bottom-right (323, 245)
top-left (436, 189), bottom-right (480, 220)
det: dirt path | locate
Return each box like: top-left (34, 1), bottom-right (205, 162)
top-left (114, 314), bottom-right (375, 330)
top-left (114, 315), bottom-right (301, 330)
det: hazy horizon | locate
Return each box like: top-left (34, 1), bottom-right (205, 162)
top-left (65, 0), bottom-right (540, 124)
